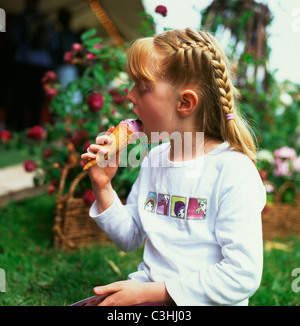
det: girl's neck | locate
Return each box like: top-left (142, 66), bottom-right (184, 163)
top-left (169, 132), bottom-right (223, 162)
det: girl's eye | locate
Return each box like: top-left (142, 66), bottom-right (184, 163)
top-left (137, 81), bottom-right (150, 93)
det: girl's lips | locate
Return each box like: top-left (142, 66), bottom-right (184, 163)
top-left (136, 119), bottom-right (144, 133)
top-left (132, 110), bottom-right (143, 132)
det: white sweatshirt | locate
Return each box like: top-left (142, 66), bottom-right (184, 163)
top-left (90, 142), bottom-right (266, 306)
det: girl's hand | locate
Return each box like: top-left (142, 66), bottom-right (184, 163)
top-left (94, 280), bottom-right (147, 306)
top-left (81, 127), bottom-right (119, 190)
top-left (94, 280), bottom-right (172, 306)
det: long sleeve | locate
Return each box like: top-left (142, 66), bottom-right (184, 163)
top-left (89, 174), bottom-right (146, 252)
top-left (165, 157), bottom-right (266, 306)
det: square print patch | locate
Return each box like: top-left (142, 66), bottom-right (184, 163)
top-left (186, 198), bottom-right (207, 220)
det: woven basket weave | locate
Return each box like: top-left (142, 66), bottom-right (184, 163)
top-left (262, 182), bottom-right (300, 240)
top-left (53, 164), bottom-right (110, 250)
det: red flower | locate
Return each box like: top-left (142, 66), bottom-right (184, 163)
top-left (23, 159), bottom-right (37, 172)
top-left (48, 184), bottom-right (56, 196)
top-left (64, 51), bottom-right (73, 64)
top-left (86, 53), bottom-right (96, 61)
top-left (45, 88), bottom-right (58, 100)
top-left (72, 43), bottom-right (83, 53)
top-left (83, 141), bottom-right (91, 152)
top-left (42, 148), bottom-right (53, 159)
top-left (26, 125), bottom-right (46, 140)
top-left (87, 93), bottom-right (104, 112)
top-left (155, 5), bottom-right (167, 17)
top-left (83, 190), bottom-right (96, 206)
top-left (258, 169), bottom-right (267, 181)
top-left (41, 71), bottom-right (57, 84)
top-left (70, 130), bottom-right (89, 147)
top-left (109, 89), bottom-right (128, 105)
top-left (0, 130), bottom-right (12, 143)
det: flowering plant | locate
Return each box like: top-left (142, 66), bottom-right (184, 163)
top-left (257, 146), bottom-right (300, 204)
top-left (1, 28), bottom-right (141, 201)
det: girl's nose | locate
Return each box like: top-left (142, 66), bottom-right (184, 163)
top-left (127, 86), bottom-right (136, 104)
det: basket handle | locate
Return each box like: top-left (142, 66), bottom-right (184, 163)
top-left (68, 170), bottom-right (88, 199)
top-left (56, 164), bottom-right (74, 203)
top-left (275, 181), bottom-right (296, 203)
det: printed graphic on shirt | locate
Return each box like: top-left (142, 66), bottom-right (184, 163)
top-left (144, 192), bottom-right (157, 212)
top-left (171, 196), bottom-right (186, 219)
top-left (156, 194), bottom-right (170, 216)
top-left (143, 192), bottom-right (207, 221)
top-left (186, 198), bottom-right (207, 219)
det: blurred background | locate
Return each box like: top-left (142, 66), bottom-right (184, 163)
top-left (0, 0), bottom-right (299, 306)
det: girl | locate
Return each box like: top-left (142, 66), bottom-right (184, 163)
top-left (81, 28), bottom-right (266, 306)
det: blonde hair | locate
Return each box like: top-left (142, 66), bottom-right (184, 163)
top-left (126, 28), bottom-right (257, 164)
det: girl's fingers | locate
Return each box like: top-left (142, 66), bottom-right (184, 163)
top-left (88, 144), bottom-right (109, 156)
top-left (81, 152), bottom-right (96, 163)
top-left (94, 282), bottom-right (121, 296)
top-left (106, 126), bottom-right (115, 135)
top-left (95, 134), bottom-right (113, 146)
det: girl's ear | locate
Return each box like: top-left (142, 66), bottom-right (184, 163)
top-left (177, 89), bottom-right (199, 117)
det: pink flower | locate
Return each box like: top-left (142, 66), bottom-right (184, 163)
top-left (264, 183), bottom-right (274, 193)
top-left (293, 156), bottom-right (300, 172)
top-left (86, 53), bottom-right (96, 61)
top-left (273, 158), bottom-right (292, 177)
top-left (87, 93), bottom-right (104, 112)
top-left (83, 190), bottom-right (95, 206)
top-left (274, 146), bottom-right (297, 160)
top-left (26, 125), bottom-right (46, 140)
top-left (155, 5), bottom-right (168, 17)
top-left (0, 130), bottom-right (12, 143)
top-left (23, 159), bottom-right (37, 172)
top-left (72, 43), bottom-right (83, 53)
top-left (94, 43), bottom-right (102, 50)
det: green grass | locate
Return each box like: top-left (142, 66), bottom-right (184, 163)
top-left (0, 148), bottom-right (42, 169)
top-left (250, 238), bottom-right (300, 306)
top-left (0, 194), bottom-right (299, 306)
top-left (0, 195), bottom-right (143, 306)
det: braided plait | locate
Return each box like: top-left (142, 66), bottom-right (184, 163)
top-left (178, 30), bottom-right (234, 116)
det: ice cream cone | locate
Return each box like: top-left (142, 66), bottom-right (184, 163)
top-left (83, 119), bottom-right (142, 171)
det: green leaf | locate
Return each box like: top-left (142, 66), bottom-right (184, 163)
top-left (83, 37), bottom-right (103, 47)
top-left (93, 65), bottom-right (106, 86)
top-left (81, 28), bottom-right (97, 41)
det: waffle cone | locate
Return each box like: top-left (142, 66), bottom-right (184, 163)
top-left (83, 123), bottom-right (134, 171)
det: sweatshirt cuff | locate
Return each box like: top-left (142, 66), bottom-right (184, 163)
top-left (89, 190), bottom-right (121, 221)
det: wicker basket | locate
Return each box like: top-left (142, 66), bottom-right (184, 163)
top-left (262, 181), bottom-right (300, 240)
top-left (53, 164), bottom-right (110, 250)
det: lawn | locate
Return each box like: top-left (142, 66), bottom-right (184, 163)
top-left (0, 194), bottom-right (299, 306)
